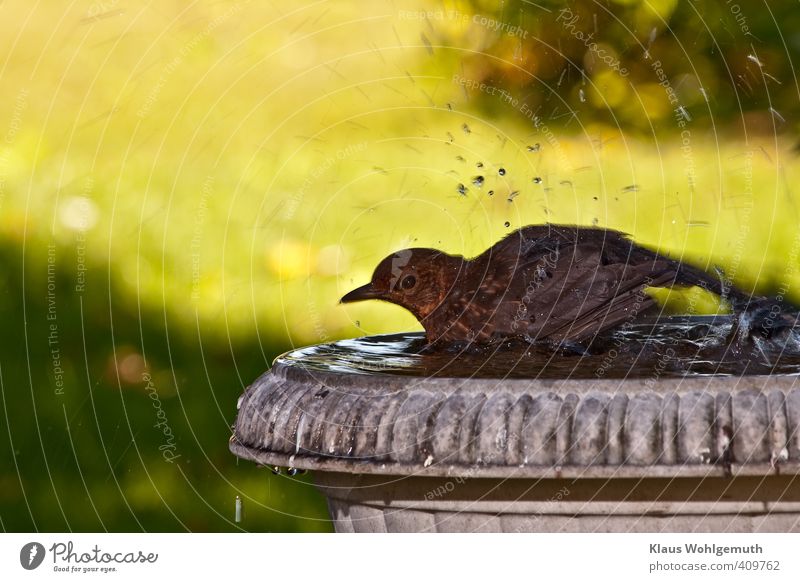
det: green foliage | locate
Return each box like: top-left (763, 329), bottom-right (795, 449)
top-left (0, 241), bottom-right (331, 531)
top-left (451, 0), bottom-right (799, 133)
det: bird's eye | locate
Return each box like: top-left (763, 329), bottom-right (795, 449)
top-left (400, 275), bottom-right (417, 290)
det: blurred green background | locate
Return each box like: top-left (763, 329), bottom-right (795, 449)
top-left (1, 0), bottom-right (799, 531)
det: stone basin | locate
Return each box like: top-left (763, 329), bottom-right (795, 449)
top-left (230, 319), bottom-right (800, 532)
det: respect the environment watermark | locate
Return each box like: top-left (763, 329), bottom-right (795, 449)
top-left (452, 74), bottom-right (571, 169)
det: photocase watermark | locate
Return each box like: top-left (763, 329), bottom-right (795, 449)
top-left (142, 372), bottom-right (180, 463)
top-left (282, 141), bottom-right (368, 221)
top-left (557, 8), bottom-right (628, 77)
top-left (390, 249), bottom-right (413, 289)
top-left (19, 542), bottom-right (46, 570)
top-left (423, 465), bottom-right (483, 501)
top-left (86, 0), bottom-right (121, 18)
top-left (137, 2), bottom-right (245, 118)
top-left (420, 464), bottom-right (569, 506)
top-left (642, 347), bottom-right (676, 389)
top-left (510, 247), bottom-right (560, 334)
top-left (594, 282), bottom-right (652, 378)
top-left (756, 231), bottom-right (800, 336)
top-left (20, 540), bottom-right (159, 573)
top-left (720, 149), bottom-right (754, 289)
top-left (507, 485), bottom-right (571, 533)
top-left (306, 298), bottom-right (331, 343)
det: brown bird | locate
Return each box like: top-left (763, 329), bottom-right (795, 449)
top-left (340, 224), bottom-right (748, 346)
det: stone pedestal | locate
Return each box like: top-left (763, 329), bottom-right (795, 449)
top-left (230, 352), bottom-right (800, 532)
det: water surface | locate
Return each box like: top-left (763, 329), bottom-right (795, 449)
top-left (279, 315), bottom-right (800, 379)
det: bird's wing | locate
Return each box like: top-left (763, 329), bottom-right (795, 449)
top-left (541, 268), bottom-right (679, 342)
top-left (487, 240), bottom-right (683, 342)
top-left (505, 223), bottom-right (742, 299)
top-left (454, 224), bottom-right (745, 344)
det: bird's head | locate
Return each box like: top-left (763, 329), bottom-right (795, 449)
top-left (340, 248), bottom-right (464, 320)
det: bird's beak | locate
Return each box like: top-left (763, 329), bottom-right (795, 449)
top-left (340, 282), bottom-right (382, 304)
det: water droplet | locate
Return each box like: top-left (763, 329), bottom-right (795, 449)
top-left (271, 466), bottom-right (281, 475)
top-left (699, 87), bottom-right (709, 102)
top-left (579, 88), bottom-right (586, 102)
top-left (488, 190), bottom-right (494, 196)
top-left (235, 496), bottom-right (242, 523)
top-left (420, 32), bottom-right (433, 56)
top-left (462, 123), bottom-right (471, 134)
top-left (644, 27), bottom-right (657, 60)
top-left (287, 467), bottom-right (300, 476)
top-left (677, 106), bottom-right (692, 122)
top-left (498, 168), bottom-right (506, 176)
top-left (747, 54), bottom-right (764, 68)
top-left (770, 107), bottom-right (786, 123)
top-left (472, 175), bottom-right (484, 187)
top-left (455, 155), bottom-right (465, 162)
top-left (622, 184), bottom-right (639, 193)
top-left (527, 143), bottom-right (541, 152)
top-left (504, 221), bottom-right (511, 227)
top-left (457, 183), bottom-right (468, 196)
top-left (447, 132), bottom-right (454, 143)
top-left (507, 190), bottom-right (520, 202)
top-left (532, 177), bottom-right (542, 184)
top-left (476, 161), bottom-right (484, 168)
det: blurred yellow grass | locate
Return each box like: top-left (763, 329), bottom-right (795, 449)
top-left (1, 0), bottom-right (798, 347)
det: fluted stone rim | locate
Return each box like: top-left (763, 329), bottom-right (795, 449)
top-left (230, 360), bottom-right (800, 478)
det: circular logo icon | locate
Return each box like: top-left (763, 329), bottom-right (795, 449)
top-left (20, 542), bottom-right (46, 570)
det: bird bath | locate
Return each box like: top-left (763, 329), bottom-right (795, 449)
top-left (230, 316), bottom-right (800, 532)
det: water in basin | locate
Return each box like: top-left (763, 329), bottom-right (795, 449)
top-left (277, 315), bottom-right (800, 379)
